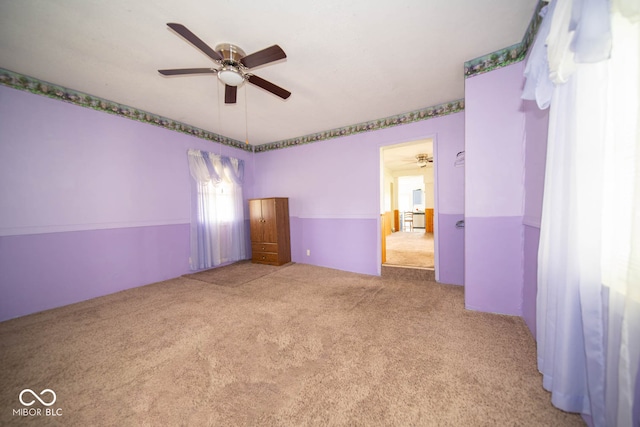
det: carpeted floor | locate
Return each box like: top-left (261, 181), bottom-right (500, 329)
top-left (0, 262), bottom-right (582, 426)
top-left (385, 231), bottom-right (434, 268)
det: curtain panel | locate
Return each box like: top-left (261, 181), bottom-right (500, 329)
top-left (523, 1), bottom-right (639, 426)
top-left (187, 149), bottom-right (246, 270)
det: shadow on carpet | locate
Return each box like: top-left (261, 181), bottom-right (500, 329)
top-left (183, 260), bottom-right (294, 287)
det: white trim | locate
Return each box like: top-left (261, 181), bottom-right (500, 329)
top-left (294, 214), bottom-right (379, 220)
top-left (0, 219), bottom-right (189, 237)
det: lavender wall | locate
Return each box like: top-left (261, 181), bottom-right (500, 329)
top-left (523, 226), bottom-right (541, 332)
top-left (437, 214), bottom-right (465, 285)
top-left (523, 100), bottom-right (549, 226)
top-left (0, 86), bottom-right (254, 321)
top-left (464, 62), bottom-right (527, 315)
top-left (522, 99), bottom-right (549, 335)
top-left (0, 225), bottom-right (189, 321)
top-left (253, 113), bottom-right (465, 282)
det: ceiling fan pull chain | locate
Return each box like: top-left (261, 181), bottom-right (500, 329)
top-left (245, 86), bottom-right (249, 145)
top-left (217, 77), bottom-right (222, 155)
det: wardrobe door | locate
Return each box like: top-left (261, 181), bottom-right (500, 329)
top-left (274, 198), bottom-right (291, 263)
top-left (261, 198), bottom-right (278, 243)
top-left (248, 199), bottom-right (264, 242)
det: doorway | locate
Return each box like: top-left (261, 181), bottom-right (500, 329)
top-left (381, 140), bottom-right (435, 270)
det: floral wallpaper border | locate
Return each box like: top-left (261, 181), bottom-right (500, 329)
top-left (0, 69), bottom-right (250, 152)
top-left (0, 67), bottom-right (465, 154)
top-left (253, 100), bottom-right (465, 153)
top-left (464, 0), bottom-right (544, 78)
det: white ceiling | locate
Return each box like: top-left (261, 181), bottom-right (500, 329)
top-left (382, 139), bottom-right (433, 173)
top-left (0, 0), bottom-right (537, 146)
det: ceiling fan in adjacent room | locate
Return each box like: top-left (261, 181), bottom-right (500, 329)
top-left (415, 154), bottom-right (433, 168)
top-left (158, 23), bottom-right (291, 104)
top-left (394, 153), bottom-right (433, 170)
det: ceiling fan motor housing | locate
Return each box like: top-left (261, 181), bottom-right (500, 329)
top-left (215, 43), bottom-right (246, 67)
top-left (215, 43), bottom-right (247, 86)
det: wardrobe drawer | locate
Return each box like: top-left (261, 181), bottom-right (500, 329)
top-left (252, 252), bottom-right (280, 264)
top-left (252, 242), bottom-right (279, 253)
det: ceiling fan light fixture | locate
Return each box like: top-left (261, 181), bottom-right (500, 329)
top-left (218, 66), bottom-right (245, 86)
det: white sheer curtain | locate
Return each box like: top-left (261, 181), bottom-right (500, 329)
top-left (187, 149), bottom-right (246, 270)
top-left (524, 1), bottom-right (639, 426)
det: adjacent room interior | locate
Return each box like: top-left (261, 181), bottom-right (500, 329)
top-left (381, 140), bottom-right (436, 270)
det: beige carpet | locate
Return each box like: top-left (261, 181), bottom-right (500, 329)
top-left (183, 260), bottom-right (290, 287)
top-left (0, 262), bottom-right (582, 426)
top-left (385, 231), bottom-right (434, 268)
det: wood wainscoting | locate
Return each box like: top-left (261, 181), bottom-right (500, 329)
top-left (425, 208), bottom-right (434, 233)
top-left (381, 211), bottom-right (394, 264)
top-left (383, 211), bottom-right (393, 236)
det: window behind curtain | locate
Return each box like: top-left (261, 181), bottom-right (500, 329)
top-left (187, 150), bottom-right (246, 270)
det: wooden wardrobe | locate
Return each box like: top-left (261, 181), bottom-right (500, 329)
top-left (249, 197), bottom-right (291, 266)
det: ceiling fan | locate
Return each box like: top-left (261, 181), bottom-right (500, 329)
top-left (394, 153), bottom-right (433, 169)
top-left (158, 23), bottom-right (291, 104)
top-left (416, 154), bottom-right (433, 168)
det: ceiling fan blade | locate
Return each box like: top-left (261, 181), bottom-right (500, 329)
top-left (225, 85), bottom-right (237, 104)
top-left (241, 45), bottom-right (286, 69)
top-left (166, 23), bottom-right (223, 62)
top-left (158, 68), bottom-right (216, 76)
top-left (247, 74), bottom-right (291, 100)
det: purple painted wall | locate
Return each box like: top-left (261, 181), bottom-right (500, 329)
top-left (523, 100), bottom-right (549, 225)
top-left (253, 113), bottom-right (465, 281)
top-left (522, 99), bottom-right (549, 335)
top-left (0, 224), bottom-right (189, 321)
top-left (293, 217), bottom-right (379, 273)
top-left (464, 62), bottom-right (527, 315)
top-left (437, 214), bottom-right (464, 286)
top-left (523, 225), bottom-right (541, 333)
top-left (0, 86), bottom-right (254, 321)
top-left (464, 216), bottom-right (525, 314)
